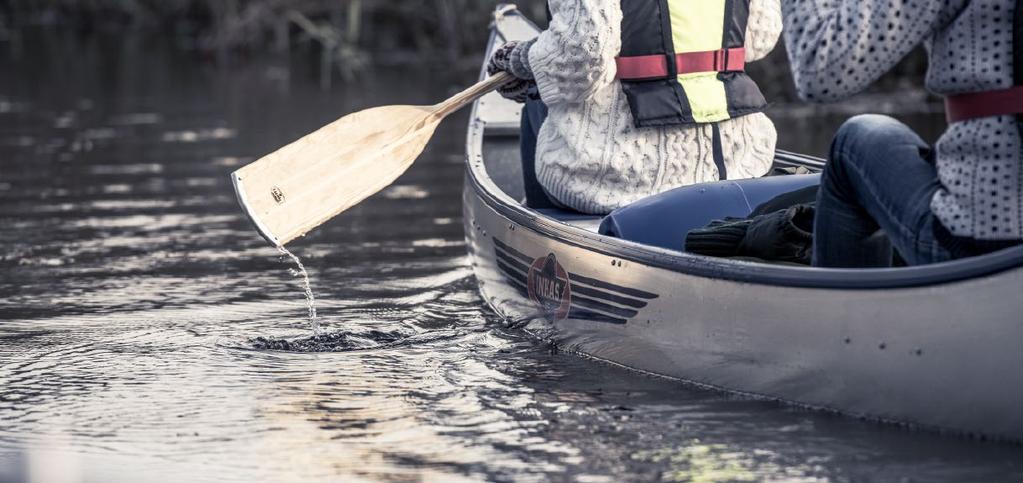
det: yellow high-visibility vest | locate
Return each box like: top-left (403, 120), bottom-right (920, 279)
top-left (615, 0), bottom-right (768, 126)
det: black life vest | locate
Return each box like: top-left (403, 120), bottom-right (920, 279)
top-left (615, 0), bottom-right (768, 128)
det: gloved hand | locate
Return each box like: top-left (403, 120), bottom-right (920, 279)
top-left (487, 41), bottom-right (535, 103)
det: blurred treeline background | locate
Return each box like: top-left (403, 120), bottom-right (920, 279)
top-left (0, 0), bottom-right (931, 102)
top-left (0, 1), bottom-right (546, 72)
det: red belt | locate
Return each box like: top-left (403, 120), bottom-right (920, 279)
top-left (616, 48), bottom-right (746, 80)
top-left (945, 86), bottom-right (1023, 123)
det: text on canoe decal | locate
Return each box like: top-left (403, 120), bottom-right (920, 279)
top-left (494, 238), bottom-right (659, 324)
top-left (527, 253), bottom-right (572, 321)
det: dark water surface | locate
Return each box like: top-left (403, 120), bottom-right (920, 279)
top-left (2, 32), bottom-right (1022, 482)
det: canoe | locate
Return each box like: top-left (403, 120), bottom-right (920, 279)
top-left (465, 6), bottom-right (1023, 441)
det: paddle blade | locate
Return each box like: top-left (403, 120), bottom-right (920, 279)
top-left (231, 105), bottom-right (438, 246)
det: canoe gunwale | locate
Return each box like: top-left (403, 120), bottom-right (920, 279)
top-left (466, 8), bottom-right (1023, 291)
top-left (467, 162), bottom-right (1023, 290)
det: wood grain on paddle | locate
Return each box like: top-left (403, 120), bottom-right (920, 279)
top-left (231, 72), bottom-right (513, 246)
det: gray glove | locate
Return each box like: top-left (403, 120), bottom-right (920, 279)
top-left (486, 40), bottom-right (536, 103)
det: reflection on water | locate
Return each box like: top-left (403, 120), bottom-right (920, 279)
top-left (2, 31), bottom-right (1023, 482)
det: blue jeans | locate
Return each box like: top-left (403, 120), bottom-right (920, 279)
top-left (520, 95), bottom-right (560, 209)
top-left (812, 115), bottom-right (954, 267)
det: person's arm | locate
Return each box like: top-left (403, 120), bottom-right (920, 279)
top-left (782, 0), bottom-right (963, 102)
top-left (527, 0), bottom-right (622, 105)
top-left (746, 0), bottom-right (783, 62)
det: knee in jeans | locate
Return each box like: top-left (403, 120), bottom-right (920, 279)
top-left (834, 115), bottom-right (900, 153)
top-left (829, 115), bottom-right (909, 171)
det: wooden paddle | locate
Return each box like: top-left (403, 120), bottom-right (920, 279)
top-left (231, 71), bottom-right (514, 246)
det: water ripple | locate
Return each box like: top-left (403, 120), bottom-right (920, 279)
top-left (2, 39), bottom-right (1022, 483)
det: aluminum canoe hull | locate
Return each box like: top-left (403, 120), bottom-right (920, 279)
top-left (464, 6), bottom-right (1023, 441)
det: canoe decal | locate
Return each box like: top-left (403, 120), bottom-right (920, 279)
top-left (493, 238), bottom-right (659, 324)
top-left (527, 254), bottom-right (572, 321)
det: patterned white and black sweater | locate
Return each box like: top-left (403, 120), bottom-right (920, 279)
top-left (782, 0), bottom-right (1023, 240)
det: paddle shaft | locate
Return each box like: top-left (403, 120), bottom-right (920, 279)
top-left (432, 72), bottom-right (514, 119)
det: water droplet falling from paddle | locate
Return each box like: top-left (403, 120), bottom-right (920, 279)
top-left (277, 246), bottom-right (319, 334)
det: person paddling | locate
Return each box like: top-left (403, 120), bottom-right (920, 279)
top-left (782, 0), bottom-right (1023, 267)
top-left (486, 0), bottom-right (783, 214)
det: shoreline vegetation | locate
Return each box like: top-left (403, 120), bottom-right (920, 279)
top-left (0, 1), bottom-right (547, 87)
top-left (1, 0), bottom-right (932, 103)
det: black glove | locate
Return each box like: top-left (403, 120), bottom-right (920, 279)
top-left (685, 217), bottom-right (751, 257)
top-left (685, 205), bottom-right (815, 265)
top-left (487, 41), bottom-right (533, 103)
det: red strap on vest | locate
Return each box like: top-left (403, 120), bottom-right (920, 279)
top-left (616, 48), bottom-right (746, 80)
top-left (944, 86), bottom-right (1023, 123)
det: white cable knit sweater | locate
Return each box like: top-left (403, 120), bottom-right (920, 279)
top-left (526, 0), bottom-right (782, 215)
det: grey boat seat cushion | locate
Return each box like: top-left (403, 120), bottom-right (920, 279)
top-left (598, 174), bottom-right (821, 251)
